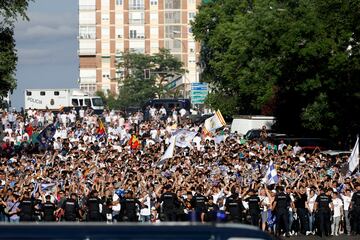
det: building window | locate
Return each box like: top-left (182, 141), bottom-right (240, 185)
top-left (165, 0), bottom-right (180, 9)
top-left (79, 25), bottom-right (96, 39)
top-left (150, 0), bottom-right (157, 5)
top-left (101, 27), bottom-right (110, 37)
top-left (150, 13), bottom-right (158, 21)
top-left (116, 13), bottom-right (123, 22)
top-left (40, 91), bottom-right (46, 96)
top-left (54, 91), bottom-right (60, 96)
top-left (165, 11), bottom-right (181, 24)
top-left (116, 0), bottom-right (123, 5)
top-left (102, 13), bottom-right (109, 21)
top-left (129, 0), bottom-right (144, 10)
top-left (26, 91), bottom-right (32, 96)
top-left (80, 84), bottom-right (97, 94)
top-left (188, 12), bottom-right (195, 21)
top-left (116, 28), bottom-right (123, 38)
top-left (129, 12), bottom-right (144, 24)
top-left (150, 27), bottom-right (158, 38)
top-left (165, 25), bottom-right (181, 38)
top-left (129, 28), bottom-right (144, 39)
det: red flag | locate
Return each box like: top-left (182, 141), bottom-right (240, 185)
top-left (128, 134), bottom-right (140, 149)
top-left (97, 118), bottom-right (106, 135)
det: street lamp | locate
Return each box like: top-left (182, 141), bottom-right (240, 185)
top-left (170, 31), bottom-right (189, 99)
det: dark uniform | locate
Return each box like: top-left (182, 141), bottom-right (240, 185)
top-left (42, 201), bottom-right (56, 221)
top-left (160, 191), bottom-right (178, 221)
top-left (191, 193), bottom-right (208, 222)
top-left (315, 193), bottom-right (331, 236)
top-left (225, 193), bottom-right (244, 223)
top-left (18, 197), bottom-right (34, 221)
top-left (246, 194), bottom-right (261, 226)
top-left (351, 190), bottom-right (360, 234)
top-left (62, 198), bottom-right (80, 221)
top-left (121, 197), bottom-right (141, 222)
top-left (86, 196), bottom-right (103, 221)
top-left (205, 201), bottom-right (219, 222)
top-left (274, 192), bottom-right (290, 236)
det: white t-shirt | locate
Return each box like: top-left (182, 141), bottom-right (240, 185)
top-left (341, 194), bottom-right (352, 211)
top-left (307, 194), bottom-right (317, 213)
top-left (332, 198), bottom-right (343, 217)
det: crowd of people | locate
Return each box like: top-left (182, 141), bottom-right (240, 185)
top-left (0, 106), bottom-right (359, 238)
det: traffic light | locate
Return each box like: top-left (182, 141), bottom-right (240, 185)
top-left (144, 69), bottom-right (150, 79)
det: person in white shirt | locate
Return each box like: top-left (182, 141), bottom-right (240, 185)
top-left (341, 189), bottom-right (352, 235)
top-left (306, 188), bottom-right (317, 235)
top-left (293, 141), bottom-right (302, 155)
top-left (331, 192), bottom-right (343, 236)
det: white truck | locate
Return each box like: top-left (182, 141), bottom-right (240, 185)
top-left (24, 89), bottom-right (104, 112)
top-left (230, 115), bottom-right (276, 135)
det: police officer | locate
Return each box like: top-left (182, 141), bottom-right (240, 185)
top-left (225, 187), bottom-right (244, 223)
top-left (191, 186), bottom-right (208, 223)
top-left (246, 189), bottom-right (261, 226)
top-left (159, 184), bottom-right (178, 221)
top-left (121, 190), bottom-right (142, 222)
top-left (205, 197), bottom-right (219, 222)
top-left (272, 186), bottom-right (291, 237)
top-left (61, 193), bottom-right (80, 221)
top-left (350, 184), bottom-right (360, 235)
top-left (314, 188), bottom-right (333, 237)
top-left (18, 191), bottom-right (34, 222)
top-left (42, 195), bottom-right (56, 221)
top-left (86, 190), bottom-right (103, 221)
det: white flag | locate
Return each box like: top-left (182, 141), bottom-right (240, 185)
top-left (347, 137), bottom-right (359, 175)
top-left (173, 129), bottom-right (197, 148)
top-left (204, 110), bottom-right (226, 133)
top-left (157, 136), bottom-right (176, 167)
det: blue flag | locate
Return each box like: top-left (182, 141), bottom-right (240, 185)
top-left (36, 123), bottom-right (56, 146)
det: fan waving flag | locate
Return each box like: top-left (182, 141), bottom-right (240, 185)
top-left (204, 110), bottom-right (226, 133)
top-left (36, 123), bottom-right (56, 146)
top-left (173, 129), bottom-right (197, 148)
top-left (97, 118), bottom-right (106, 135)
top-left (263, 161), bottom-right (279, 185)
top-left (157, 136), bottom-right (176, 168)
top-left (128, 134), bottom-right (140, 150)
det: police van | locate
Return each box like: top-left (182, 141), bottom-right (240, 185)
top-left (24, 89), bottom-right (104, 113)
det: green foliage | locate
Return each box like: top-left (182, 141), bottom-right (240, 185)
top-left (0, 0), bottom-right (33, 96)
top-left (192, 0), bottom-right (360, 139)
top-left (101, 49), bottom-right (185, 109)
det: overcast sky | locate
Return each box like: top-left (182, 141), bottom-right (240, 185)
top-left (11, 0), bottom-right (78, 109)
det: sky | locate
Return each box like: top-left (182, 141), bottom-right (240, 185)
top-left (11, 0), bottom-right (78, 109)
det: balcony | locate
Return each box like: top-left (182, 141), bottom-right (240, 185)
top-left (129, 5), bottom-right (144, 10)
top-left (79, 5), bottom-right (96, 10)
top-left (129, 19), bottom-right (145, 25)
top-left (78, 48), bottom-right (96, 56)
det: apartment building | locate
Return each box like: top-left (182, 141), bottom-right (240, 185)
top-left (78, 0), bottom-right (201, 96)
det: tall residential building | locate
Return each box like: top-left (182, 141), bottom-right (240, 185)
top-left (78, 0), bottom-right (201, 97)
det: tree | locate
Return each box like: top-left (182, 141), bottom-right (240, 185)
top-left (107, 49), bottom-right (185, 109)
top-left (192, 0), bottom-right (360, 139)
top-left (0, 0), bottom-right (33, 96)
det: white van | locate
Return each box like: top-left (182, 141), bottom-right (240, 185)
top-left (24, 89), bottom-right (104, 112)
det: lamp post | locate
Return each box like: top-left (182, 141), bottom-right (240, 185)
top-left (170, 31), bottom-right (188, 99)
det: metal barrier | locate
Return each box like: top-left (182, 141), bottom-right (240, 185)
top-left (0, 222), bottom-right (274, 240)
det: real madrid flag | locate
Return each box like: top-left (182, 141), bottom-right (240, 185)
top-left (204, 110), bottom-right (226, 133)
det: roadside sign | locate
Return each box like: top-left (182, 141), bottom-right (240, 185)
top-left (191, 83), bottom-right (209, 104)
